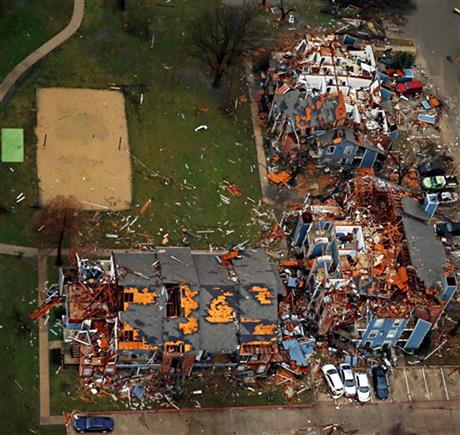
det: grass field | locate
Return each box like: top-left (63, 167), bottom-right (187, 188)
top-left (0, 0), bottom-right (265, 249)
top-left (49, 364), bottom-right (313, 414)
top-left (0, 0), bottom-right (328, 430)
top-left (0, 255), bottom-right (65, 435)
top-left (0, 0), bottom-right (334, 249)
top-left (0, 0), bottom-right (73, 81)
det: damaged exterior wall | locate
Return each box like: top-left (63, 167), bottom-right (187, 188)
top-left (287, 175), bottom-right (456, 352)
top-left (59, 248), bottom-right (283, 377)
top-left (264, 34), bottom-right (397, 169)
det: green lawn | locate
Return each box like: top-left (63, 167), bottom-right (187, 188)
top-left (0, 0), bottom-right (73, 81)
top-left (50, 360), bottom-right (127, 415)
top-left (50, 365), bottom-right (313, 414)
top-left (0, 0), bottom-right (263, 249)
top-left (0, 0), bottom-right (325, 429)
top-left (0, 255), bottom-right (65, 434)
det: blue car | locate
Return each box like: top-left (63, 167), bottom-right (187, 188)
top-left (372, 366), bottom-right (390, 400)
top-left (73, 416), bottom-right (114, 433)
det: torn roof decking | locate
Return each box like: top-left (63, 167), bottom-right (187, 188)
top-left (274, 92), bottom-right (346, 130)
top-left (400, 197), bottom-right (447, 290)
top-left (234, 251), bottom-right (280, 344)
top-left (116, 249), bottom-right (281, 353)
top-left (193, 253), bottom-right (239, 351)
top-left (233, 250), bottom-right (284, 297)
top-left (199, 285), bottom-right (239, 352)
top-left (120, 297), bottom-right (164, 346)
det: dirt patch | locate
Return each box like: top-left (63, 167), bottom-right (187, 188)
top-left (36, 88), bottom-right (132, 210)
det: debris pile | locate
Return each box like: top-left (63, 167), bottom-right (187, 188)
top-left (261, 33), bottom-right (398, 185)
top-left (278, 174), bottom-right (456, 359)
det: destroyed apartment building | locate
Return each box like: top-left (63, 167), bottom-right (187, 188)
top-left (285, 175), bottom-right (456, 352)
top-left (263, 33), bottom-right (397, 170)
top-left (56, 248), bottom-right (284, 379)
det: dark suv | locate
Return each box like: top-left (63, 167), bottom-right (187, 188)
top-left (372, 366), bottom-right (390, 400)
top-left (73, 416), bottom-right (114, 433)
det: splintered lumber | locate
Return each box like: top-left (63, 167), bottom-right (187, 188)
top-left (29, 297), bottom-right (62, 320)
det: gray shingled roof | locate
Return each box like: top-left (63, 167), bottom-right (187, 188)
top-left (192, 253), bottom-right (232, 286)
top-left (113, 252), bottom-right (159, 287)
top-left (274, 91), bottom-right (345, 129)
top-left (157, 247), bottom-right (199, 285)
top-left (116, 249), bottom-right (281, 353)
top-left (400, 198), bottom-right (446, 289)
top-left (401, 197), bottom-right (429, 222)
top-left (233, 250), bottom-right (284, 296)
top-left (120, 297), bottom-right (164, 346)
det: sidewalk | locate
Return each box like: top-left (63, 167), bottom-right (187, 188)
top-left (0, 0), bottom-right (85, 102)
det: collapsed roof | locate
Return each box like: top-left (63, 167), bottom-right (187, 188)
top-left (266, 34), bottom-right (396, 158)
top-left (292, 175), bottom-right (451, 335)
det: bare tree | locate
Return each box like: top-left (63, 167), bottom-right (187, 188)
top-left (190, 3), bottom-right (259, 88)
top-left (36, 196), bottom-right (84, 266)
top-left (276, 0), bottom-right (295, 21)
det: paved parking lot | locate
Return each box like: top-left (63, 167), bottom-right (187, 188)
top-left (318, 365), bottom-right (460, 406)
top-left (64, 366), bottom-right (459, 434)
top-left (391, 366), bottom-right (460, 403)
top-left (65, 401), bottom-right (460, 435)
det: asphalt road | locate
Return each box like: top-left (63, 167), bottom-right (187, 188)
top-left (402, 0), bottom-right (460, 146)
top-left (403, 0), bottom-right (459, 100)
top-left (66, 401), bottom-right (460, 435)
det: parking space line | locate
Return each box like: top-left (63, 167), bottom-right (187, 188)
top-left (440, 368), bottom-right (450, 401)
top-left (403, 368), bottom-right (412, 401)
top-left (422, 367), bottom-right (430, 400)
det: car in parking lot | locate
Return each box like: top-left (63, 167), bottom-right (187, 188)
top-left (73, 415), bottom-right (114, 433)
top-left (435, 222), bottom-right (460, 238)
top-left (436, 191), bottom-right (458, 205)
top-left (417, 157), bottom-right (451, 177)
top-left (422, 175), bottom-right (458, 192)
top-left (372, 366), bottom-right (390, 400)
top-left (355, 372), bottom-right (371, 403)
top-left (322, 364), bottom-right (344, 399)
top-left (339, 363), bottom-right (356, 397)
top-left (395, 80), bottom-right (424, 95)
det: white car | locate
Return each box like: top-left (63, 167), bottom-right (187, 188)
top-left (339, 363), bottom-right (356, 397)
top-left (355, 372), bottom-right (371, 403)
top-left (322, 364), bottom-right (344, 399)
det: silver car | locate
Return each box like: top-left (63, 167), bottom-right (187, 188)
top-left (355, 372), bottom-right (371, 402)
top-left (339, 363), bottom-right (356, 397)
top-left (322, 364), bottom-right (345, 399)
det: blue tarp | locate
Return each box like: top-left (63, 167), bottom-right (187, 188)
top-left (397, 69), bottom-right (415, 83)
top-left (418, 114), bottom-right (437, 125)
top-left (380, 86), bottom-right (393, 101)
top-left (132, 383), bottom-right (145, 400)
top-left (343, 34), bottom-right (357, 47)
top-left (379, 72), bottom-right (390, 85)
top-left (403, 69), bottom-right (415, 79)
top-left (421, 99), bottom-right (432, 110)
top-left (282, 339), bottom-right (316, 366)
